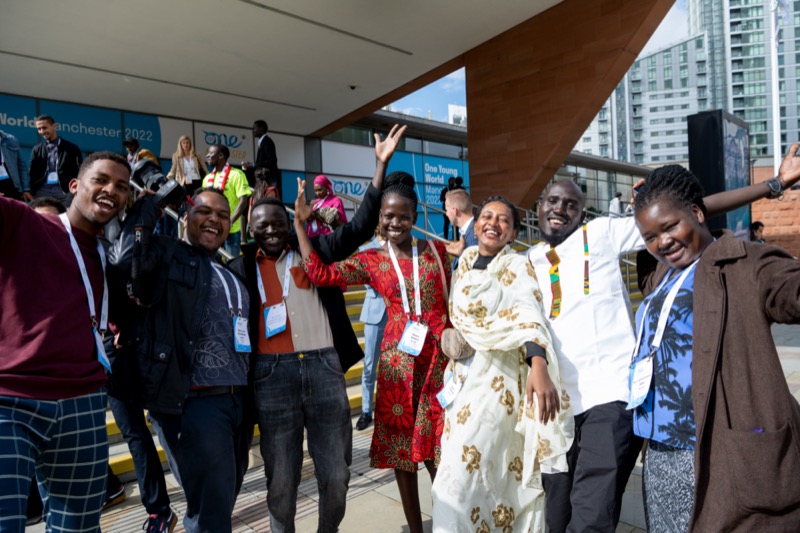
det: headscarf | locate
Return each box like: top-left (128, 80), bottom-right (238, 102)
top-left (308, 174), bottom-right (348, 238)
top-left (313, 175), bottom-right (335, 206)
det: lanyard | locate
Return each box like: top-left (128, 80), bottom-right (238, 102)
top-left (255, 250), bottom-right (294, 306)
top-left (58, 214), bottom-right (108, 332)
top-left (388, 240), bottom-right (421, 317)
top-left (211, 163), bottom-right (231, 191)
top-left (631, 259), bottom-right (699, 362)
top-left (211, 262), bottom-right (243, 316)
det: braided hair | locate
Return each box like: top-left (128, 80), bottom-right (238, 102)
top-left (634, 164), bottom-right (707, 216)
top-left (476, 196), bottom-right (521, 232)
top-left (382, 171), bottom-right (418, 212)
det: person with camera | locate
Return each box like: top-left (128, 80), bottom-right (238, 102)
top-left (109, 187), bottom-right (252, 533)
top-left (0, 151), bottom-right (131, 532)
top-left (203, 144), bottom-right (251, 257)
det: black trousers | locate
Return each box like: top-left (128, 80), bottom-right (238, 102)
top-left (542, 401), bottom-right (643, 533)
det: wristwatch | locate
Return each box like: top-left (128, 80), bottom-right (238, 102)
top-left (765, 176), bottom-right (785, 199)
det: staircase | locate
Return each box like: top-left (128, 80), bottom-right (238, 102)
top-left (108, 259), bottom-right (644, 481)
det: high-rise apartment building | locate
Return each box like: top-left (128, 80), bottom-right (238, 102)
top-left (580, 0), bottom-right (798, 162)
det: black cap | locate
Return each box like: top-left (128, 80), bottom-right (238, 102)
top-left (123, 137), bottom-right (139, 146)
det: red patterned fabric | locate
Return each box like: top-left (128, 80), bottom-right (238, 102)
top-left (304, 241), bottom-right (451, 471)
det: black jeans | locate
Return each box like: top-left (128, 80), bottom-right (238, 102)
top-left (108, 395), bottom-right (171, 516)
top-left (150, 392), bottom-right (250, 533)
top-left (542, 401), bottom-right (643, 533)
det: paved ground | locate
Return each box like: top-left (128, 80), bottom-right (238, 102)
top-left (28, 324), bottom-right (800, 532)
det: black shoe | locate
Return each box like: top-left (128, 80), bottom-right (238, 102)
top-left (104, 482), bottom-right (126, 510)
top-left (355, 412), bottom-right (373, 431)
top-left (143, 509), bottom-right (177, 532)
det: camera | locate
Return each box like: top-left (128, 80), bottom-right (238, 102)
top-left (130, 159), bottom-right (185, 208)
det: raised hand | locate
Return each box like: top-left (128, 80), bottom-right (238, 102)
top-left (374, 124), bottom-right (408, 164)
top-left (294, 178), bottom-right (312, 223)
top-left (445, 237), bottom-right (466, 258)
top-left (778, 143), bottom-right (800, 188)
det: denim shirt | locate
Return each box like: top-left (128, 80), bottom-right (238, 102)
top-left (0, 131), bottom-right (29, 192)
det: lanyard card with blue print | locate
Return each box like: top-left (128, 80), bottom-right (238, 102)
top-left (58, 214), bottom-right (112, 372)
top-left (211, 262), bottom-right (251, 352)
top-left (437, 357), bottom-right (473, 408)
top-left (255, 250), bottom-right (293, 338)
top-left (626, 259), bottom-right (699, 410)
top-left (389, 240), bottom-right (428, 356)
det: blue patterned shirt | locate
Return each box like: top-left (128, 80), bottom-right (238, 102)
top-left (633, 267), bottom-right (696, 449)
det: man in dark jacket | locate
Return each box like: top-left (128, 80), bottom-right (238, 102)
top-left (109, 188), bottom-right (251, 533)
top-left (243, 119), bottom-right (279, 188)
top-left (28, 115), bottom-right (83, 203)
top-left (227, 124), bottom-right (405, 532)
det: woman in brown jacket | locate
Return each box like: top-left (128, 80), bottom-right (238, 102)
top-left (632, 153), bottom-right (800, 532)
top-left (166, 135), bottom-right (207, 197)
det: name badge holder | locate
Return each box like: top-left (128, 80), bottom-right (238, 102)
top-left (211, 263), bottom-right (251, 352)
top-left (0, 160), bottom-right (9, 179)
top-left (389, 241), bottom-right (428, 356)
top-left (437, 357), bottom-right (473, 408)
top-left (626, 260), bottom-right (699, 409)
top-left (46, 171), bottom-right (59, 185)
top-left (58, 214), bottom-right (112, 372)
top-left (256, 250), bottom-right (293, 338)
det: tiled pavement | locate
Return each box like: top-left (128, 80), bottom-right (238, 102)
top-left (29, 324), bottom-right (800, 532)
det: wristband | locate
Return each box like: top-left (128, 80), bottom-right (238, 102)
top-left (765, 176), bottom-right (784, 199)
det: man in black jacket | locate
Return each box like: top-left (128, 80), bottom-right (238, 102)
top-left (28, 115), bottom-right (83, 203)
top-left (109, 188), bottom-right (251, 533)
top-left (227, 124), bottom-right (405, 532)
top-left (243, 119), bottom-right (279, 188)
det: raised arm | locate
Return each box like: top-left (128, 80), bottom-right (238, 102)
top-left (371, 124), bottom-right (407, 190)
top-left (294, 179), bottom-right (316, 261)
top-left (311, 124), bottom-right (408, 263)
top-left (705, 144), bottom-right (800, 216)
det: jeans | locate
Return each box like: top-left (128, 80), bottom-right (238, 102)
top-left (149, 392), bottom-right (250, 533)
top-left (361, 313), bottom-right (387, 415)
top-left (225, 231), bottom-right (241, 257)
top-left (0, 389), bottom-right (108, 533)
top-left (542, 401), bottom-right (643, 533)
top-left (108, 395), bottom-right (171, 516)
top-left (253, 348), bottom-right (352, 533)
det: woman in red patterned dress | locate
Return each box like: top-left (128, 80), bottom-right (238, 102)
top-left (294, 172), bottom-right (451, 533)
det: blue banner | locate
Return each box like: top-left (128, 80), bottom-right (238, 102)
top-left (123, 113), bottom-right (162, 156)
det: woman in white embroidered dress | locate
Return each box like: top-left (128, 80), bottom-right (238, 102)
top-left (431, 196), bottom-right (574, 533)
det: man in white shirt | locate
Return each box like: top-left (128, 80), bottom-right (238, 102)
top-left (529, 181), bottom-right (642, 533)
top-left (528, 159), bottom-right (800, 532)
top-left (609, 191), bottom-right (623, 215)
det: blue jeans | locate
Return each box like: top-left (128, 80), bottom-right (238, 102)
top-left (149, 392), bottom-right (249, 533)
top-left (361, 313), bottom-right (387, 415)
top-left (0, 389), bottom-right (108, 533)
top-left (253, 348), bottom-right (352, 533)
top-left (225, 231), bottom-right (241, 257)
top-left (108, 395), bottom-right (171, 516)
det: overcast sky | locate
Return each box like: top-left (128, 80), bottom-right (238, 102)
top-left (390, 1), bottom-right (690, 123)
